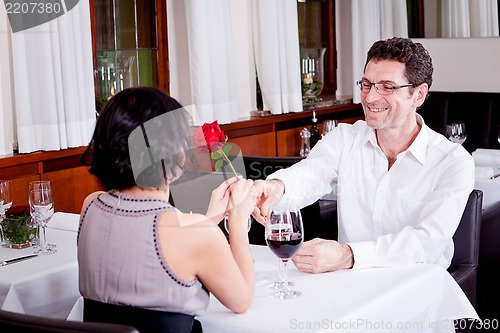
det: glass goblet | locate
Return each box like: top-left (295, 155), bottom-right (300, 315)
top-left (223, 214), bottom-right (252, 235)
top-left (265, 209), bottom-right (304, 299)
top-left (446, 123), bottom-right (467, 144)
top-left (321, 119), bottom-right (337, 138)
top-left (0, 180), bottom-right (13, 246)
top-left (29, 181), bottom-right (56, 255)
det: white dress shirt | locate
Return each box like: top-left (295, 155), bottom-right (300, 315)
top-left (269, 116), bottom-right (475, 269)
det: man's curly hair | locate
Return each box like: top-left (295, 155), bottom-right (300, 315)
top-left (364, 37), bottom-right (433, 89)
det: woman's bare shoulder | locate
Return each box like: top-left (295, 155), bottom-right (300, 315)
top-left (80, 191), bottom-right (105, 213)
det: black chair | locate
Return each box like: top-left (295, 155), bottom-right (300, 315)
top-left (83, 298), bottom-right (202, 333)
top-left (242, 155), bottom-right (338, 245)
top-left (476, 201), bottom-right (500, 322)
top-left (0, 309), bottom-right (138, 333)
top-left (447, 189), bottom-right (483, 311)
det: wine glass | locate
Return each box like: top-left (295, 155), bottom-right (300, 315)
top-left (321, 119), bottom-right (337, 138)
top-left (445, 123), bottom-right (467, 144)
top-left (0, 180), bottom-right (13, 245)
top-left (497, 125), bottom-right (500, 144)
top-left (29, 181), bottom-right (56, 255)
top-left (265, 209), bottom-right (304, 299)
top-left (223, 214), bottom-right (252, 235)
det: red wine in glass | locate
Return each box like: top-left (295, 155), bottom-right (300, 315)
top-left (265, 209), bottom-right (304, 299)
top-left (266, 232), bottom-right (303, 259)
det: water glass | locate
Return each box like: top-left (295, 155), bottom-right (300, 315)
top-left (29, 181), bottom-right (56, 255)
top-left (446, 123), bottom-right (467, 144)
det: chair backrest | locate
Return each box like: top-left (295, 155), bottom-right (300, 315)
top-left (0, 309), bottom-right (139, 333)
top-left (449, 189), bottom-right (483, 272)
top-left (83, 298), bottom-right (198, 333)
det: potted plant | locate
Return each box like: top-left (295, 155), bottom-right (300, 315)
top-left (1, 205), bottom-right (37, 249)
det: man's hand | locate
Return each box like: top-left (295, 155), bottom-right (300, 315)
top-left (251, 179), bottom-right (285, 225)
top-left (291, 238), bottom-right (354, 273)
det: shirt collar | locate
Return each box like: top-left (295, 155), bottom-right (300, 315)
top-left (363, 114), bottom-right (429, 165)
top-left (407, 114), bottom-right (428, 165)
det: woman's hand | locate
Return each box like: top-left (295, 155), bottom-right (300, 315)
top-left (227, 178), bottom-right (258, 219)
top-left (205, 176), bottom-right (239, 224)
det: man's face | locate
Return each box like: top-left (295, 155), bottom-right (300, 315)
top-left (361, 60), bottom-right (422, 131)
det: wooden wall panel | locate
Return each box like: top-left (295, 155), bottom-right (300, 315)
top-left (43, 166), bottom-right (104, 214)
top-left (8, 175), bottom-right (40, 207)
top-left (230, 132), bottom-right (276, 157)
top-left (277, 128), bottom-right (304, 157)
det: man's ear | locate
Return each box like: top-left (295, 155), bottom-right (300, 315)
top-left (413, 83), bottom-right (429, 108)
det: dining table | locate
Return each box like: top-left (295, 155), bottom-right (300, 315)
top-left (0, 212), bottom-right (80, 320)
top-left (197, 246), bottom-right (479, 333)
top-left (472, 148), bottom-right (500, 211)
top-left (2, 212), bottom-right (479, 333)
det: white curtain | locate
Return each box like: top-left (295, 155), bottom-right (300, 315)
top-left (168, 0), bottom-right (254, 124)
top-left (346, 0), bottom-right (408, 104)
top-left (430, 0), bottom-right (499, 38)
top-left (1, 1), bottom-right (95, 154)
top-left (252, 0), bottom-right (302, 115)
top-left (0, 8), bottom-right (14, 155)
top-left (441, 0), bottom-right (471, 37)
top-left (168, 0), bottom-right (302, 124)
top-left (469, 0), bottom-right (499, 37)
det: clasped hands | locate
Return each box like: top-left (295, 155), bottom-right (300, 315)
top-left (251, 179), bottom-right (354, 273)
top-left (206, 177), bottom-right (353, 272)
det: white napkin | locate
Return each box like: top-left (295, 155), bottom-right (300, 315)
top-left (472, 149), bottom-right (500, 166)
top-left (47, 212), bottom-right (80, 232)
top-left (475, 166), bottom-right (495, 179)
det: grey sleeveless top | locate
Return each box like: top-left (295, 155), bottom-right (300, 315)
top-left (77, 190), bottom-right (209, 316)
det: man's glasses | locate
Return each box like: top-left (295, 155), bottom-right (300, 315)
top-left (356, 80), bottom-right (414, 95)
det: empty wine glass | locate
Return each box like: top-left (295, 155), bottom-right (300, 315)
top-left (321, 119), bottom-right (337, 138)
top-left (29, 181), bottom-right (56, 255)
top-left (0, 180), bottom-right (13, 245)
top-left (223, 214), bottom-right (252, 235)
top-left (445, 123), bottom-right (467, 144)
top-left (265, 209), bottom-right (304, 299)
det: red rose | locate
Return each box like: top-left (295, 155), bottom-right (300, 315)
top-left (194, 121), bottom-right (227, 153)
top-left (5, 205), bottom-right (30, 217)
top-left (193, 120), bottom-right (238, 177)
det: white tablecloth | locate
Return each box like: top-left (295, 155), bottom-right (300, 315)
top-left (5, 212), bottom-right (478, 332)
top-left (198, 246), bottom-right (479, 333)
top-left (0, 212), bottom-right (80, 319)
top-left (472, 149), bottom-right (500, 211)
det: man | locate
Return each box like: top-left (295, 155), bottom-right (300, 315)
top-left (254, 37), bottom-right (474, 273)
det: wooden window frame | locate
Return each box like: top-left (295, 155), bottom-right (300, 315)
top-left (89, 0), bottom-right (170, 97)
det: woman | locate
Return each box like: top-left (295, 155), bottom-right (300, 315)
top-left (78, 87), bottom-right (256, 333)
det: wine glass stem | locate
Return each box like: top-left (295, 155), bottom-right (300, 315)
top-left (281, 259), bottom-right (290, 294)
top-left (40, 225), bottom-right (47, 251)
top-left (0, 212), bottom-right (5, 243)
top-left (278, 259), bottom-right (283, 282)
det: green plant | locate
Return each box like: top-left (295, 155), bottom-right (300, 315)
top-left (1, 208), bottom-right (37, 245)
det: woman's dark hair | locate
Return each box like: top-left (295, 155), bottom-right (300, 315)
top-left (82, 87), bottom-right (194, 190)
top-left (364, 37), bottom-right (433, 89)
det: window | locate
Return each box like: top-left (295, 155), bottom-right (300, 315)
top-left (90, 0), bottom-right (168, 106)
top-left (297, 0), bottom-right (337, 97)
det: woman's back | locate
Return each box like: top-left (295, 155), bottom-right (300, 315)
top-left (77, 190), bottom-right (210, 316)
